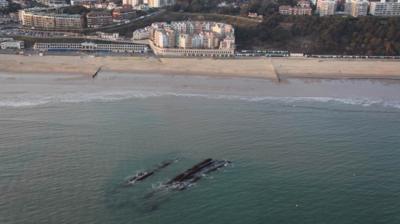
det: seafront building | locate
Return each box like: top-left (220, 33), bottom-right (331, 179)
top-left (148, 21), bottom-right (235, 57)
top-left (19, 8), bottom-right (85, 30)
top-left (34, 42), bottom-right (148, 53)
top-left (317, 0), bottom-right (337, 16)
top-left (344, 0), bottom-right (369, 17)
top-left (95, 32), bottom-right (120, 41)
top-left (370, 0), bottom-right (400, 16)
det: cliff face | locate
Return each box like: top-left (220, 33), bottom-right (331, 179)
top-left (235, 15), bottom-right (400, 56)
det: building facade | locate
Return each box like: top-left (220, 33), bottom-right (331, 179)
top-left (279, 1), bottom-right (313, 16)
top-left (34, 42), bottom-right (148, 53)
top-left (370, 0), bottom-right (400, 16)
top-left (36, 0), bottom-right (68, 7)
top-left (0, 0), bottom-right (9, 8)
top-left (19, 8), bottom-right (85, 30)
top-left (70, 0), bottom-right (99, 7)
top-left (132, 28), bottom-right (150, 40)
top-left (149, 21), bottom-right (235, 57)
top-left (123, 0), bottom-right (141, 6)
top-left (150, 41), bottom-right (234, 57)
top-left (344, 0), bottom-right (369, 17)
top-left (147, 0), bottom-right (175, 8)
top-left (317, 0), bottom-right (337, 16)
top-left (112, 7), bottom-right (136, 20)
top-left (86, 11), bottom-right (113, 28)
top-left (0, 40), bottom-right (24, 49)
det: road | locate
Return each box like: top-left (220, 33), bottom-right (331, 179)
top-left (82, 9), bottom-right (165, 33)
top-left (0, 9), bottom-right (165, 40)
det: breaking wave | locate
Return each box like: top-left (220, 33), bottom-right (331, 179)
top-left (0, 90), bottom-right (400, 110)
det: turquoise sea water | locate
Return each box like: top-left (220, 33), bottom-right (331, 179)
top-left (0, 73), bottom-right (400, 224)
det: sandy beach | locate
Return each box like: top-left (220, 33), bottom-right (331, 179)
top-left (1, 54), bottom-right (400, 80)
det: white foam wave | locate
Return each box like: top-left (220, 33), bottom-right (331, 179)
top-left (0, 90), bottom-right (400, 110)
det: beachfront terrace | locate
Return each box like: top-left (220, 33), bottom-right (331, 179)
top-left (149, 41), bottom-right (234, 57)
top-left (34, 42), bottom-right (149, 53)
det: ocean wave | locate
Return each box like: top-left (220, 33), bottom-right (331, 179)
top-left (0, 90), bottom-right (399, 110)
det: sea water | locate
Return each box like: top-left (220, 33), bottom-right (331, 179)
top-left (0, 73), bottom-right (399, 224)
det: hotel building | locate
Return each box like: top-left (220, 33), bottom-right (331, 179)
top-left (370, 0), bottom-right (400, 16)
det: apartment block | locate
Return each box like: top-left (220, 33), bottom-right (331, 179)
top-left (317, 0), bottom-right (337, 16)
top-left (345, 0), bottom-right (369, 17)
top-left (370, 0), bottom-right (400, 16)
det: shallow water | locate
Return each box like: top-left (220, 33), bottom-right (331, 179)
top-left (1, 73), bottom-right (400, 224)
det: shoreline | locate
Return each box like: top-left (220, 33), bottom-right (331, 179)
top-left (1, 54), bottom-right (400, 81)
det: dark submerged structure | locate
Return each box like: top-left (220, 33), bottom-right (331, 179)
top-left (164, 158), bottom-right (231, 191)
top-left (125, 160), bottom-right (174, 186)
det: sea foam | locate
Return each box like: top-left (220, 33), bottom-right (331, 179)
top-left (0, 90), bottom-right (400, 110)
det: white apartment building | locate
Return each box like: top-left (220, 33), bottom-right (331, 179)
top-left (370, 0), bottom-right (400, 16)
top-left (345, 0), bottom-right (369, 17)
top-left (154, 29), bottom-right (169, 48)
top-left (132, 28), bottom-right (150, 40)
top-left (220, 36), bottom-right (235, 50)
top-left (191, 34), bottom-right (204, 49)
top-left (178, 34), bottom-right (191, 49)
top-left (317, 0), bottom-right (337, 16)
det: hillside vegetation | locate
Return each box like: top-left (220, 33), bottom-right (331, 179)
top-left (168, 0), bottom-right (400, 55)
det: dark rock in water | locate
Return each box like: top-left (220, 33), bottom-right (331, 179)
top-left (164, 158), bottom-right (231, 191)
top-left (124, 160), bottom-right (175, 186)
